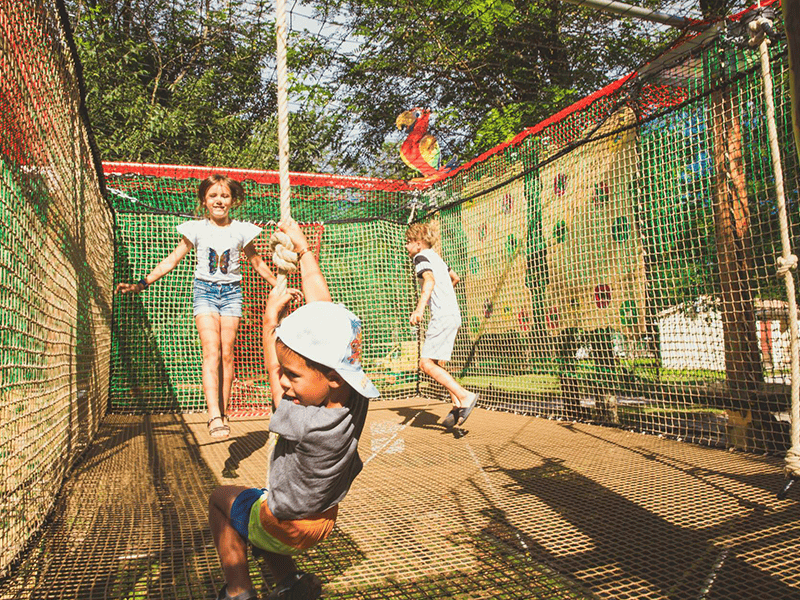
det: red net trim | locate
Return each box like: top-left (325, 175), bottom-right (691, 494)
top-left (103, 161), bottom-right (413, 192)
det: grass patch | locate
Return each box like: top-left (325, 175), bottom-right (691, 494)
top-left (460, 373), bottom-right (561, 394)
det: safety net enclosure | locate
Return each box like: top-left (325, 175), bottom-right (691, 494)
top-left (107, 163), bottom-right (420, 414)
top-left (420, 0), bottom-right (800, 454)
top-left (3, 0), bottom-right (800, 597)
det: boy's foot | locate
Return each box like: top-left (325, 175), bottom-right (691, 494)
top-left (441, 406), bottom-right (460, 429)
top-left (208, 415), bottom-right (230, 438)
top-left (267, 571), bottom-right (322, 600)
top-left (457, 393), bottom-right (479, 426)
top-left (216, 583), bottom-right (258, 600)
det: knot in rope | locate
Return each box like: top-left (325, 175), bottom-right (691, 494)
top-left (270, 230), bottom-right (299, 273)
top-left (776, 254), bottom-right (798, 277)
top-left (785, 446), bottom-right (800, 478)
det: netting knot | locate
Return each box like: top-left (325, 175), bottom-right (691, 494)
top-left (776, 254), bottom-right (798, 277)
top-left (785, 446), bottom-right (800, 478)
top-left (270, 230), bottom-right (299, 272)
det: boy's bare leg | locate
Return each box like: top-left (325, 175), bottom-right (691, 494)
top-left (419, 358), bottom-right (472, 404)
top-left (209, 486), bottom-right (255, 596)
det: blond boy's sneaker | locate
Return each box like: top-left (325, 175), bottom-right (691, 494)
top-left (457, 393), bottom-right (479, 426)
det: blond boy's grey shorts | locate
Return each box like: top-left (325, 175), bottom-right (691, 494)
top-left (421, 316), bottom-right (461, 361)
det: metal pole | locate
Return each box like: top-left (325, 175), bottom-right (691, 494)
top-left (560, 0), bottom-right (697, 29)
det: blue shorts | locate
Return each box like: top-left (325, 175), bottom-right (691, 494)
top-left (193, 280), bottom-right (242, 317)
top-left (229, 487), bottom-right (337, 556)
top-left (230, 487), bottom-right (264, 542)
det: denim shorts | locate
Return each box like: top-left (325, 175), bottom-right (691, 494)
top-left (193, 279), bottom-right (242, 317)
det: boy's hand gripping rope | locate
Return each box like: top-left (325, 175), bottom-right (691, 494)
top-left (270, 230), bottom-right (300, 273)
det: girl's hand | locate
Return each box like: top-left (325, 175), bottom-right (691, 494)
top-left (277, 217), bottom-right (310, 253)
top-left (116, 282), bottom-right (144, 294)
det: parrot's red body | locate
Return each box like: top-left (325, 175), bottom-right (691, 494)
top-left (396, 108), bottom-right (444, 177)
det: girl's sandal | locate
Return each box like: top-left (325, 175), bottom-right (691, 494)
top-left (208, 415), bottom-right (230, 438)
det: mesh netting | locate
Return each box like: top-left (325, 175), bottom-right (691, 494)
top-left (411, 2), bottom-right (797, 455)
top-left (0, 0), bottom-right (113, 578)
top-left (3, 0), bottom-right (800, 592)
top-left (2, 404), bottom-right (799, 600)
top-left (107, 165), bottom-right (419, 413)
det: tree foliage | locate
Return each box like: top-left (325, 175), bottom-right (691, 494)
top-left (66, 0), bottom-right (333, 171)
top-left (67, 0), bottom-right (686, 176)
top-left (303, 0), bottom-right (677, 176)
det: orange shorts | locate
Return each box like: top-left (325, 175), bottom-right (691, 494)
top-left (245, 490), bottom-right (337, 555)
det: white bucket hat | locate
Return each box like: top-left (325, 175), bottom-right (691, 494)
top-left (275, 301), bottom-right (380, 399)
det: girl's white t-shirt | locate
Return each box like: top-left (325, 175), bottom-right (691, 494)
top-left (176, 219), bottom-right (262, 284)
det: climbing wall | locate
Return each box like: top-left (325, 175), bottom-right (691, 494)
top-left (540, 106), bottom-right (647, 337)
top-left (460, 174), bottom-right (534, 338)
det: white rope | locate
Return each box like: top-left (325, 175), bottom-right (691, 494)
top-left (266, 0), bottom-right (294, 488)
top-left (755, 22), bottom-right (800, 478)
top-left (275, 0), bottom-right (291, 223)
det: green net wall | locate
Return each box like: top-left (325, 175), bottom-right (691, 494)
top-left (0, 0), bottom-right (114, 577)
top-left (414, 2), bottom-right (797, 453)
top-left (107, 166), bottom-right (419, 413)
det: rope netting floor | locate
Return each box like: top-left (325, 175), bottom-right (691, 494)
top-left (2, 397), bottom-right (799, 599)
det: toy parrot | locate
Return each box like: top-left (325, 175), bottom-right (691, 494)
top-left (396, 107), bottom-right (444, 177)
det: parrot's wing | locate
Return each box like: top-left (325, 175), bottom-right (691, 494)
top-left (419, 134), bottom-right (441, 170)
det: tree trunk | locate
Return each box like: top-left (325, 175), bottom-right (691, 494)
top-left (709, 86), bottom-right (768, 449)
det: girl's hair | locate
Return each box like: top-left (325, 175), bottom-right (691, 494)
top-left (406, 222), bottom-right (437, 246)
top-left (197, 174), bottom-right (245, 215)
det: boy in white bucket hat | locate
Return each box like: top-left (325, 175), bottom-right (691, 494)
top-left (209, 218), bottom-right (378, 600)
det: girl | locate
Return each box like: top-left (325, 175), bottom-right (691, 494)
top-left (117, 174), bottom-right (277, 439)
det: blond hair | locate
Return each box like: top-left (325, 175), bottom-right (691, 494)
top-left (406, 222), bottom-right (437, 247)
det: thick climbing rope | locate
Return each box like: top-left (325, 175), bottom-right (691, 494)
top-left (750, 15), bottom-right (800, 481)
top-left (273, 0), bottom-right (293, 278)
top-left (265, 0), bottom-right (296, 486)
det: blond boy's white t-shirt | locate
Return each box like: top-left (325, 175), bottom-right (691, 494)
top-left (413, 248), bottom-right (461, 323)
